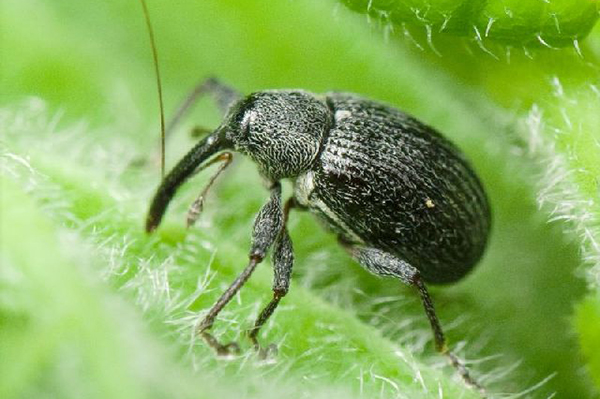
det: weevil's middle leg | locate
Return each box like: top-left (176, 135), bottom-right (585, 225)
top-left (246, 236), bottom-right (290, 351)
top-left (247, 231), bottom-right (292, 357)
top-left (198, 254), bottom-right (262, 356)
top-left (347, 246), bottom-right (486, 395)
top-left (247, 198), bottom-right (298, 357)
top-left (197, 182), bottom-right (284, 356)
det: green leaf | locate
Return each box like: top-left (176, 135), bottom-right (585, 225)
top-left (576, 294), bottom-right (600, 388)
top-left (341, 0), bottom-right (600, 47)
top-left (1, 0), bottom-right (600, 397)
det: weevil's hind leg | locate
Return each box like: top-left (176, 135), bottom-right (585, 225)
top-left (186, 152), bottom-right (233, 227)
top-left (247, 198), bottom-right (298, 358)
top-left (166, 77), bottom-right (241, 139)
top-left (345, 245), bottom-right (485, 394)
top-left (197, 182), bottom-right (284, 356)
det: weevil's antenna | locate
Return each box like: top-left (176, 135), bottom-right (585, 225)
top-left (139, 0), bottom-right (166, 177)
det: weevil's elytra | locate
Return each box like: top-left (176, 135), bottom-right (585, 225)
top-left (315, 92), bottom-right (490, 284)
top-left (145, 82), bottom-right (491, 393)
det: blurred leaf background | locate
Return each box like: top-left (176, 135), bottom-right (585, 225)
top-left (1, 0), bottom-right (600, 398)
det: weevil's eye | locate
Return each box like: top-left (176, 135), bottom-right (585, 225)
top-left (240, 110), bottom-right (257, 137)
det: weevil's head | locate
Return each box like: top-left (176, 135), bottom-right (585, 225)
top-left (145, 90), bottom-right (332, 233)
top-left (223, 90), bottom-right (331, 180)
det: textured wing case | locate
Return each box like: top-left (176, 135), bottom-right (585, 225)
top-left (310, 93), bottom-right (491, 283)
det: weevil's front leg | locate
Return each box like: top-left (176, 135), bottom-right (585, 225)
top-left (347, 246), bottom-right (485, 395)
top-left (186, 152), bottom-right (233, 227)
top-left (133, 77), bottom-right (240, 169)
top-left (197, 182), bottom-right (284, 356)
top-left (247, 198), bottom-right (298, 357)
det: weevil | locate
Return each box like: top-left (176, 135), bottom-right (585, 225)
top-left (145, 78), bottom-right (491, 390)
top-left (139, 1), bottom-right (490, 393)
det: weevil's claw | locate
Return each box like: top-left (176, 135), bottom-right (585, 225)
top-left (247, 329), bottom-right (278, 361)
top-left (200, 331), bottom-right (241, 358)
top-left (254, 342), bottom-right (278, 362)
top-left (214, 341), bottom-right (241, 358)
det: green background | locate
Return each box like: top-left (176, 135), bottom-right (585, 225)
top-left (1, 0), bottom-right (600, 398)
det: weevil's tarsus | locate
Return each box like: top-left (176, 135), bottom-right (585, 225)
top-left (146, 129), bottom-right (230, 232)
top-left (198, 254), bottom-right (261, 356)
top-left (200, 334), bottom-right (241, 358)
top-left (413, 275), bottom-right (486, 394)
top-left (255, 343), bottom-right (279, 361)
top-left (186, 152), bottom-right (233, 227)
top-left (139, 0), bottom-right (166, 177)
top-left (166, 77), bottom-right (241, 138)
top-left (197, 183), bottom-right (284, 353)
top-left (445, 350), bottom-right (487, 396)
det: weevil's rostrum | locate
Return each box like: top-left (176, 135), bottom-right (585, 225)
top-left (146, 81), bottom-right (491, 392)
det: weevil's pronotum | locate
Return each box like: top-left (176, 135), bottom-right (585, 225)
top-left (140, 0), bottom-right (490, 393)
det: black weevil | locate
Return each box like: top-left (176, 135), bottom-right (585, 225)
top-left (145, 77), bottom-right (491, 392)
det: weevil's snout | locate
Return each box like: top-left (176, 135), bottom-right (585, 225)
top-left (145, 129), bottom-right (230, 233)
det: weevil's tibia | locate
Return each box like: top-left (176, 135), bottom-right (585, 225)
top-left (197, 183), bottom-right (284, 355)
top-left (247, 197), bottom-right (298, 357)
top-left (186, 152), bottom-right (233, 227)
top-left (247, 231), bottom-right (292, 358)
